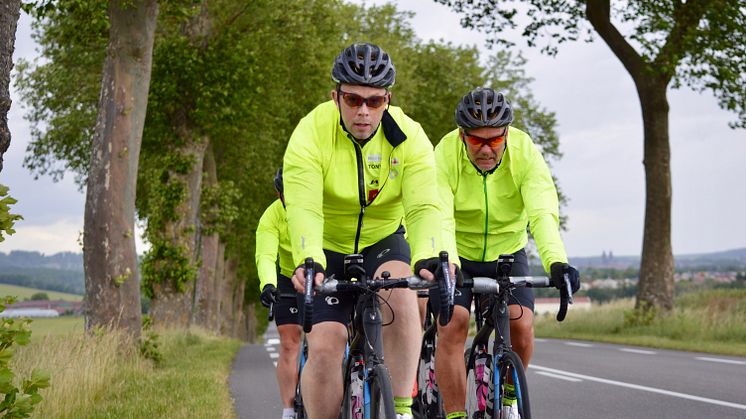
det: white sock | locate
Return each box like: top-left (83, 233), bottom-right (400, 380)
top-left (282, 407), bottom-right (294, 418)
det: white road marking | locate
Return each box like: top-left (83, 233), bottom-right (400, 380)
top-left (269, 353), bottom-right (280, 359)
top-left (535, 371), bottom-right (582, 382)
top-left (564, 342), bottom-right (593, 348)
top-left (273, 361), bottom-right (277, 367)
top-left (696, 357), bottom-right (746, 365)
top-left (266, 346), bottom-right (276, 352)
top-left (534, 338), bottom-right (547, 343)
top-left (620, 348), bottom-right (656, 355)
top-left (266, 338), bottom-right (280, 345)
top-left (532, 365), bottom-right (746, 411)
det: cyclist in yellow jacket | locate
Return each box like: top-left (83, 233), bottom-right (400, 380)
top-left (430, 87), bottom-right (580, 419)
top-left (256, 167), bottom-right (300, 419)
top-left (283, 42), bottom-right (455, 419)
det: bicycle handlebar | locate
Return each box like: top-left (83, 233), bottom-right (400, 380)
top-left (302, 252), bottom-right (456, 333)
top-left (467, 275), bottom-right (572, 322)
top-left (438, 251), bottom-right (455, 326)
top-left (314, 275), bottom-right (436, 294)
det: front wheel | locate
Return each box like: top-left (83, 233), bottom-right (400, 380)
top-left (495, 351), bottom-right (531, 419)
top-left (368, 363), bottom-right (396, 419)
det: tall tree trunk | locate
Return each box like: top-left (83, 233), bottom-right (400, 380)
top-left (219, 253), bottom-right (238, 335)
top-left (212, 240), bottom-right (226, 332)
top-left (192, 143), bottom-right (219, 327)
top-left (231, 274), bottom-right (246, 338)
top-left (636, 77), bottom-right (675, 311)
top-left (83, 0), bottom-right (158, 339)
top-left (0, 0), bottom-right (21, 173)
top-left (243, 302), bottom-right (256, 342)
top-left (149, 138), bottom-right (207, 327)
top-left (587, 0), bottom-right (676, 313)
top-left (147, 0), bottom-right (211, 329)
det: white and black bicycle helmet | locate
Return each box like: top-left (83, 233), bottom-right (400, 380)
top-left (455, 87), bottom-right (513, 129)
top-left (331, 43), bottom-right (396, 88)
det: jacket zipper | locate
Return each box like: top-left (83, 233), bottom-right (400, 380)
top-left (353, 142), bottom-right (366, 254)
top-left (481, 174), bottom-right (488, 262)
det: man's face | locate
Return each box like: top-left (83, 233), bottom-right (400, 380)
top-left (331, 84), bottom-right (390, 141)
top-left (461, 126), bottom-right (509, 172)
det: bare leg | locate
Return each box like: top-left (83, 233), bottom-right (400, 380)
top-left (508, 305), bottom-right (534, 368)
top-left (434, 305), bottom-right (470, 414)
top-left (301, 321), bottom-right (348, 419)
top-left (375, 260), bottom-right (421, 398)
top-left (276, 324), bottom-right (302, 408)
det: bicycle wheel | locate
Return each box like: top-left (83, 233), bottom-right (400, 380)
top-left (465, 344), bottom-right (494, 419)
top-left (294, 339), bottom-right (308, 418)
top-left (367, 363), bottom-right (396, 419)
top-left (414, 329), bottom-right (444, 418)
top-left (495, 351), bottom-right (531, 419)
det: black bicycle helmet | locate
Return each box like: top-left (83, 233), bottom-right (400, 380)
top-left (273, 167), bottom-right (283, 195)
top-left (331, 43), bottom-right (396, 88)
top-left (455, 87), bottom-right (513, 129)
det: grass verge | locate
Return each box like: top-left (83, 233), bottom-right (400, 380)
top-left (12, 327), bottom-right (241, 418)
top-left (535, 289), bottom-right (746, 356)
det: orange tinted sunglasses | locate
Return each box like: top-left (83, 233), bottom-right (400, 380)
top-left (463, 129), bottom-right (508, 148)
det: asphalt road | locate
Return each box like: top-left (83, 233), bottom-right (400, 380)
top-left (231, 328), bottom-right (746, 418)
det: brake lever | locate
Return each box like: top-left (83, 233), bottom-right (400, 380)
top-left (556, 272), bottom-right (573, 322)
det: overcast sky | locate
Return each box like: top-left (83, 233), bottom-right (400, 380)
top-left (2, 1), bottom-right (745, 258)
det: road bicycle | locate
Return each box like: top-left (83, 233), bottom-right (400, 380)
top-left (462, 254), bottom-right (573, 419)
top-left (303, 252), bottom-right (455, 419)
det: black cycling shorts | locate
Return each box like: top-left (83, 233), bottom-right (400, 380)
top-left (274, 274), bottom-right (301, 326)
top-left (300, 227), bottom-right (411, 326)
top-left (428, 248), bottom-right (535, 314)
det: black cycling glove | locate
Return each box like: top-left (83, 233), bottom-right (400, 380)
top-left (550, 262), bottom-right (580, 294)
top-left (414, 257), bottom-right (463, 286)
top-left (260, 284), bottom-right (278, 308)
top-left (295, 262), bottom-right (325, 282)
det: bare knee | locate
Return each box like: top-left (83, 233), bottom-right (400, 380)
top-left (307, 323), bottom-right (347, 369)
top-left (437, 307), bottom-right (469, 354)
top-left (278, 325), bottom-right (301, 356)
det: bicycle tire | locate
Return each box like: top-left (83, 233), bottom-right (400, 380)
top-left (368, 363), bottom-right (396, 419)
top-left (413, 328), bottom-right (444, 418)
top-left (495, 351), bottom-right (531, 419)
top-left (294, 339), bottom-right (308, 418)
top-left (465, 344), bottom-right (493, 419)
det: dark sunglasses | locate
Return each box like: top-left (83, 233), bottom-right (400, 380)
top-left (339, 90), bottom-right (388, 109)
top-left (463, 129), bottom-right (508, 148)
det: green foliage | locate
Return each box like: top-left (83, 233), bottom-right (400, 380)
top-left (435, 0), bottom-right (746, 127)
top-left (199, 180), bottom-right (240, 237)
top-left (139, 315), bottom-right (163, 366)
top-left (0, 185), bottom-right (23, 243)
top-left (141, 239), bottom-right (197, 298)
top-left (15, 0), bottom-right (108, 186)
top-left (623, 301), bottom-right (658, 327)
top-left (0, 296), bottom-right (51, 418)
top-left (28, 293), bottom-right (48, 301)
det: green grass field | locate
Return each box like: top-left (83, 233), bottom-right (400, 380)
top-left (535, 289), bottom-right (746, 356)
top-left (29, 316), bottom-right (85, 337)
top-left (0, 283), bottom-right (82, 301)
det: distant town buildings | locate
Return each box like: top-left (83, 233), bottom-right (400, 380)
top-left (0, 300), bottom-right (82, 317)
